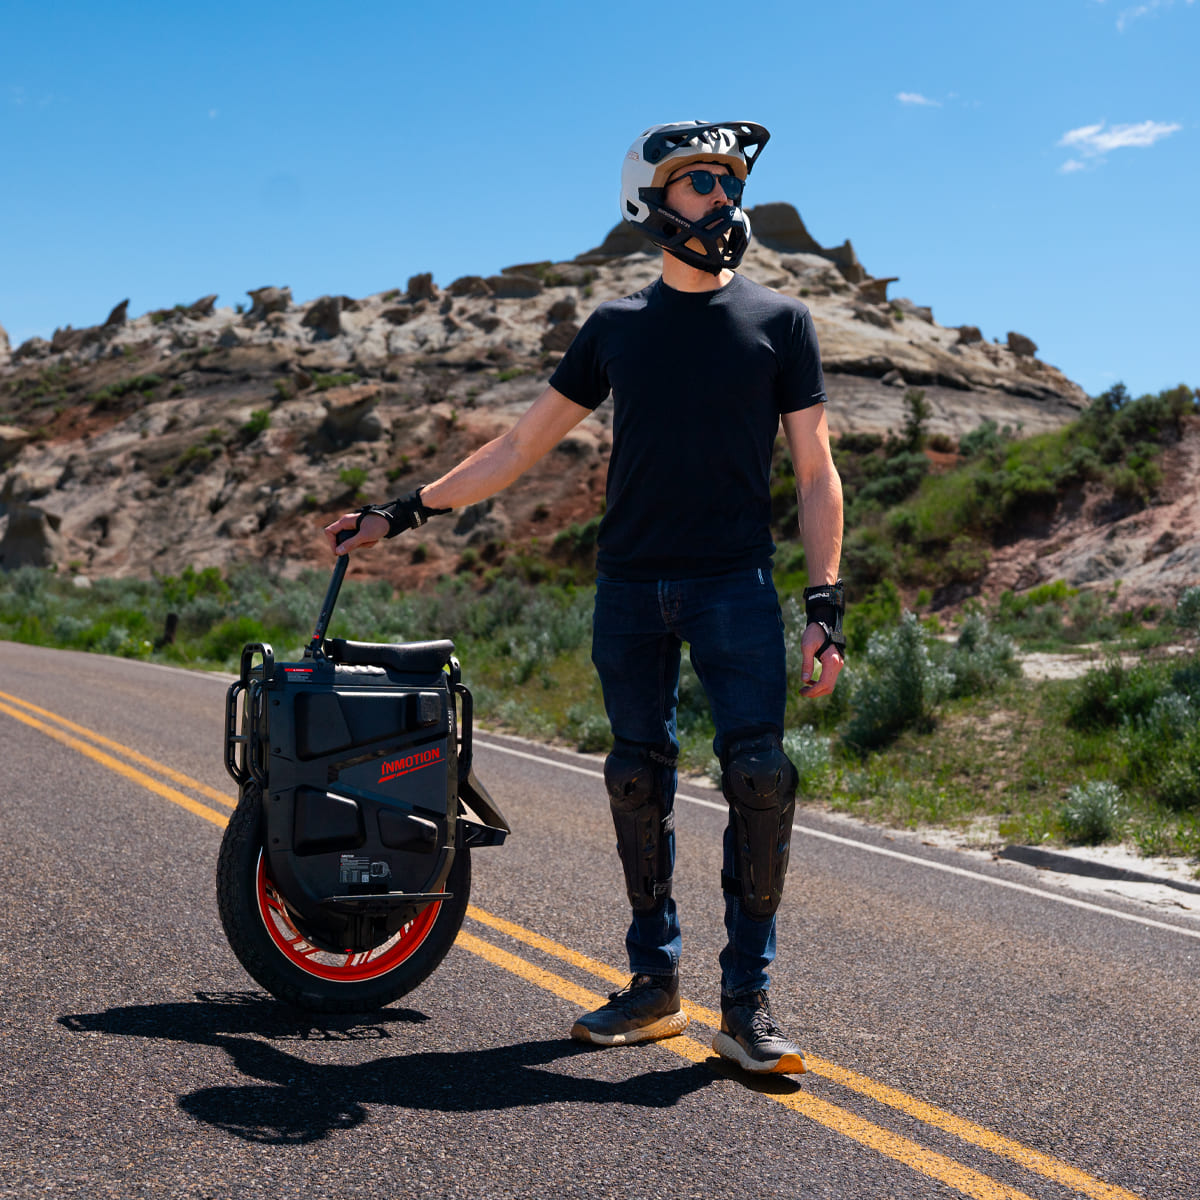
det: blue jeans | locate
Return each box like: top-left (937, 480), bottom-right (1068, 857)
top-left (591, 568), bottom-right (789, 997)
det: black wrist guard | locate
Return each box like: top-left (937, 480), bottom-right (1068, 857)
top-left (804, 580), bottom-right (846, 661)
top-left (357, 486), bottom-right (451, 539)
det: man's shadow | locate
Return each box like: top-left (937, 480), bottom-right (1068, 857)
top-left (60, 991), bottom-right (716, 1145)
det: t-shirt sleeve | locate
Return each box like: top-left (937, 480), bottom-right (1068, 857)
top-left (777, 306), bottom-right (828, 414)
top-left (548, 310), bottom-right (611, 411)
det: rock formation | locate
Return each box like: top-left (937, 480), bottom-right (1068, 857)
top-left (0, 201), bottom-right (1113, 594)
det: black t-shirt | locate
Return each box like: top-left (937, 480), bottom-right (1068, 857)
top-left (549, 272), bottom-right (827, 580)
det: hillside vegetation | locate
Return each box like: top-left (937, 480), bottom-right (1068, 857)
top-left (3, 382), bottom-right (1198, 867)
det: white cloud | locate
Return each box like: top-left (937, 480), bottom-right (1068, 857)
top-left (1060, 121), bottom-right (1106, 149)
top-left (1107, 0), bottom-right (1196, 31)
top-left (1059, 119), bottom-right (1182, 157)
top-left (1059, 159), bottom-right (1088, 173)
top-left (897, 92), bottom-right (941, 107)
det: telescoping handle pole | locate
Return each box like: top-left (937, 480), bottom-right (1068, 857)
top-left (305, 531), bottom-right (354, 658)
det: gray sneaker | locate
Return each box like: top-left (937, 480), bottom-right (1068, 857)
top-left (570, 973), bottom-right (689, 1045)
top-left (713, 989), bottom-right (808, 1074)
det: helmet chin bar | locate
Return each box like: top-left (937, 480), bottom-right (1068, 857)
top-left (643, 203), bottom-right (751, 274)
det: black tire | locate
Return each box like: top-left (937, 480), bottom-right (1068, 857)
top-left (215, 783), bottom-right (470, 1013)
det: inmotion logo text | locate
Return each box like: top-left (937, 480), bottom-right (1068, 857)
top-left (379, 746), bottom-right (443, 784)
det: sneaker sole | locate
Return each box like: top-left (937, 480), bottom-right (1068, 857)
top-left (712, 1031), bottom-right (808, 1075)
top-left (569, 1009), bottom-right (689, 1046)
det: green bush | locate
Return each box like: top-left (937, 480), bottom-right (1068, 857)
top-left (1060, 780), bottom-right (1125, 844)
top-left (991, 579), bottom-right (1157, 649)
top-left (567, 703), bottom-right (610, 753)
top-left (1067, 658), bottom-right (1168, 731)
top-left (1176, 587), bottom-right (1200, 633)
top-left (942, 535), bottom-right (990, 585)
top-left (840, 526), bottom-right (893, 588)
top-left (177, 443), bottom-right (219, 474)
top-left (313, 372), bottom-right (361, 390)
top-left (1123, 691), bottom-right (1200, 812)
top-left (900, 389), bottom-right (931, 452)
top-left (199, 616), bottom-right (270, 665)
top-left (86, 374), bottom-right (164, 410)
top-left (842, 613), bottom-right (952, 752)
top-left (946, 612), bottom-right (1020, 697)
top-left (843, 580), bottom-right (902, 654)
top-left (241, 409), bottom-right (271, 439)
top-left (856, 451), bottom-right (929, 509)
top-left (493, 697), bottom-right (557, 741)
top-left (552, 516), bottom-right (601, 560)
top-left (1151, 755), bottom-right (1200, 813)
top-left (959, 418), bottom-right (1010, 459)
top-left (1064, 651), bottom-right (1200, 813)
top-left (997, 580), bottom-right (1075, 619)
top-left (783, 725), bottom-right (832, 791)
top-left (999, 464), bottom-right (1058, 522)
top-left (339, 466), bottom-right (369, 494)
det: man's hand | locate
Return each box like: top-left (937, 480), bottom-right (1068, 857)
top-left (799, 621), bottom-right (844, 698)
top-left (323, 511), bottom-right (390, 556)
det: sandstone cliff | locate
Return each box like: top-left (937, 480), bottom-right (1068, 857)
top-left (0, 203), bottom-right (1099, 591)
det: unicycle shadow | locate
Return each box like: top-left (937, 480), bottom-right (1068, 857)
top-left (60, 991), bottom-right (715, 1145)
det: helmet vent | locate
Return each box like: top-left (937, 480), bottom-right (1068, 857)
top-left (626, 200), bottom-right (638, 216)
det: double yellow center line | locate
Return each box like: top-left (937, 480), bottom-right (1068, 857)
top-left (0, 686), bottom-right (1143, 1200)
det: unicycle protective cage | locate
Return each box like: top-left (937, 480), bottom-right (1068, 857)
top-left (223, 552), bottom-right (508, 955)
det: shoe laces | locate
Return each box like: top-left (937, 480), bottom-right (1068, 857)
top-left (748, 1005), bottom-right (781, 1038)
top-left (606, 973), bottom-right (667, 1011)
top-left (733, 990), bottom-right (781, 1037)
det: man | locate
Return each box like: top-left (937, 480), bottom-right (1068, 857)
top-left (325, 119), bottom-right (845, 1075)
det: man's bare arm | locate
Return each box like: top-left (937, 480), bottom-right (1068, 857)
top-left (781, 404), bottom-right (845, 697)
top-left (781, 405), bottom-right (843, 586)
top-left (325, 386), bottom-right (591, 554)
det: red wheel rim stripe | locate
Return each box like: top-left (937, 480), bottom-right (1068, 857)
top-left (255, 852), bottom-right (440, 982)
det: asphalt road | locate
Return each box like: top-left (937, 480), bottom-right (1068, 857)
top-left (1, 640), bottom-right (1197, 1200)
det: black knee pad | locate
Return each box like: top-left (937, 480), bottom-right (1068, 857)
top-left (605, 742), bottom-right (675, 914)
top-left (721, 732), bottom-right (797, 920)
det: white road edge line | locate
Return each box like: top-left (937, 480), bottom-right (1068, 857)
top-left (474, 736), bottom-right (1200, 943)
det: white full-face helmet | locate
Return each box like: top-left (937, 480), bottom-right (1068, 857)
top-left (620, 119), bottom-right (770, 273)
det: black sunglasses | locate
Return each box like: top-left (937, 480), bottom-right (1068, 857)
top-left (668, 169), bottom-right (745, 205)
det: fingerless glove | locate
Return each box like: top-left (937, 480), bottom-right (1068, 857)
top-left (356, 487), bottom-right (451, 538)
top-left (804, 580), bottom-right (846, 660)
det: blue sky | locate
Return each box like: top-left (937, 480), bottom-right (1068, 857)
top-left (2, 0), bottom-right (1195, 398)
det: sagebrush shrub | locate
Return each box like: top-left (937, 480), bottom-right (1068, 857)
top-left (1060, 780), bottom-right (1125, 844)
top-left (566, 703), bottom-right (609, 753)
top-left (842, 613), bottom-right (952, 751)
top-left (783, 726), bottom-right (832, 791)
top-left (947, 612), bottom-right (1020, 697)
top-left (1177, 586), bottom-right (1200, 633)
